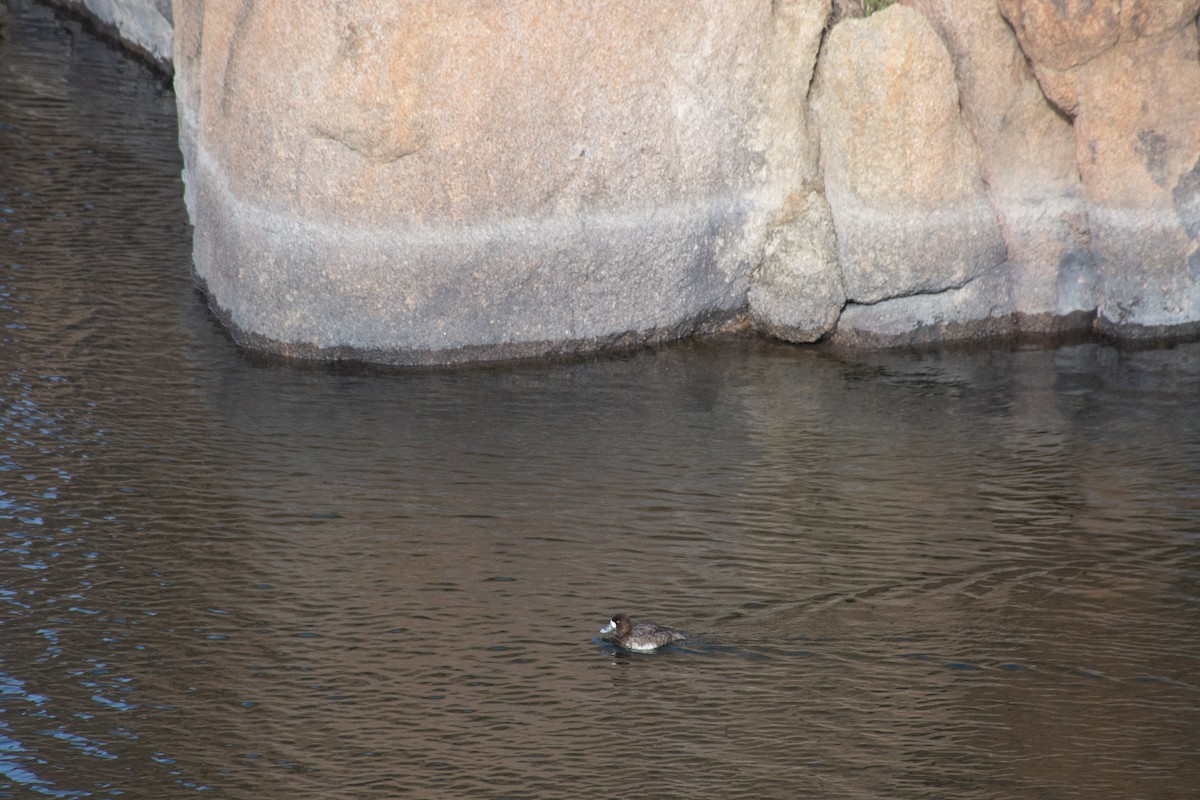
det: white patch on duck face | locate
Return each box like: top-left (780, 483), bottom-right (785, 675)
top-left (599, 620), bottom-right (616, 634)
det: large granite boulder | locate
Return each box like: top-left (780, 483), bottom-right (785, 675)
top-left (748, 188), bottom-right (844, 342)
top-left (171, 1), bottom-right (830, 365)
top-left (999, 0), bottom-right (1200, 338)
top-left (910, 0), bottom-right (1096, 334)
top-left (811, 5), bottom-right (1009, 345)
top-left (744, 0), bottom-right (844, 343)
top-left (52, 0), bottom-right (1200, 355)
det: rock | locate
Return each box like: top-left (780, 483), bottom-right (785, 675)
top-left (1000, 0), bottom-right (1200, 338)
top-left (173, 0), bottom-right (820, 365)
top-left (832, 267), bottom-right (1018, 347)
top-left (812, 5), bottom-right (1007, 309)
top-left (829, 0), bottom-right (868, 24)
top-left (907, 0), bottom-right (1096, 332)
top-left (51, 0), bottom-right (173, 71)
top-left (997, 0), bottom-right (1200, 72)
top-left (996, 0), bottom-right (1200, 113)
top-left (745, 0), bottom-right (841, 343)
top-left (996, 0), bottom-right (1121, 72)
top-left (63, 0), bottom-right (1200, 353)
top-left (1083, 25), bottom-right (1200, 338)
top-left (748, 190), bottom-right (844, 342)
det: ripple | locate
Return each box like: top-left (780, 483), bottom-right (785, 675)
top-left (1, 4), bottom-right (1200, 799)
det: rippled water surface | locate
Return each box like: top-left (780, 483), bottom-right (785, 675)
top-left (2, 4), bottom-right (1199, 798)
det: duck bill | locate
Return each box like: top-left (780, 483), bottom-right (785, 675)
top-left (599, 621), bottom-right (616, 634)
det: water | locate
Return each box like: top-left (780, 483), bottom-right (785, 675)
top-left (2, 3), bottom-right (1199, 798)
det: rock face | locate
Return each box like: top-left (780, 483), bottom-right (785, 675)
top-left (909, 0), bottom-right (1096, 334)
top-left (62, 0), bottom-right (1200, 358)
top-left (748, 189), bottom-right (844, 343)
top-left (999, 0), bottom-right (1200, 338)
top-left (765, 0), bottom-right (1199, 347)
top-left (812, 5), bottom-right (1008, 344)
top-left (744, 0), bottom-right (843, 343)
top-left (171, 1), bottom-right (823, 365)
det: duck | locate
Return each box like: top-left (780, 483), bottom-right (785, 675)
top-left (599, 612), bottom-right (686, 652)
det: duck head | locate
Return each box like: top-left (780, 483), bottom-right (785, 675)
top-left (599, 612), bottom-right (632, 637)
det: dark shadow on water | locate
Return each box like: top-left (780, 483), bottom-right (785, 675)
top-left (592, 635), bottom-right (786, 661)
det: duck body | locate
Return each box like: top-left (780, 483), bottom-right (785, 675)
top-left (599, 612), bottom-right (686, 652)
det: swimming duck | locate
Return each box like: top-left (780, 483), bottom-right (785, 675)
top-left (599, 612), bottom-right (686, 652)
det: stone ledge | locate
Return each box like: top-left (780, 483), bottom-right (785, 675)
top-left (45, 0), bottom-right (172, 74)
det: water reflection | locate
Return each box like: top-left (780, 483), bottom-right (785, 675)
top-left (2, 2), bottom-right (1199, 798)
